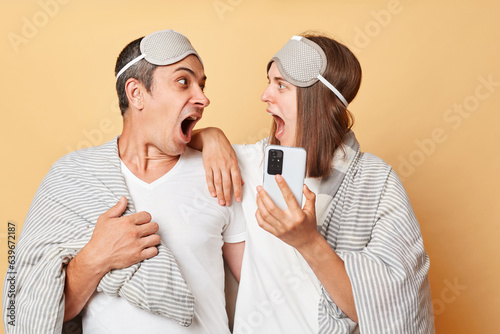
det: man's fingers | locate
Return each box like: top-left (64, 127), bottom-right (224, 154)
top-left (131, 211), bottom-right (152, 225)
top-left (137, 221), bottom-right (159, 237)
top-left (140, 233), bottom-right (161, 248)
top-left (105, 196), bottom-right (128, 219)
top-left (140, 245), bottom-right (159, 260)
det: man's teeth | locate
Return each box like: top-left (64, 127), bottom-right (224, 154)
top-left (187, 116), bottom-right (198, 121)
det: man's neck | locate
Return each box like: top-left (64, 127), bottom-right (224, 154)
top-left (118, 125), bottom-right (180, 184)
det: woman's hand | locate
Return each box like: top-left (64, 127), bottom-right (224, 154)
top-left (255, 175), bottom-right (359, 323)
top-left (255, 174), bottom-right (320, 250)
top-left (190, 127), bottom-right (243, 206)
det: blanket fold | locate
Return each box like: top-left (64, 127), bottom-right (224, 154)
top-left (3, 138), bottom-right (194, 334)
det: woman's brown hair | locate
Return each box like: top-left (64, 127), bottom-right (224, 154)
top-left (269, 33), bottom-right (362, 178)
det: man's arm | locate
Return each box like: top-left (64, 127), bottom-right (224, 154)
top-left (190, 128), bottom-right (243, 206)
top-left (222, 241), bottom-right (245, 282)
top-left (63, 196), bottom-right (160, 321)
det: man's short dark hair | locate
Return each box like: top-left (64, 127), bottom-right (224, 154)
top-left (115, 37), bottom-right (158, 116)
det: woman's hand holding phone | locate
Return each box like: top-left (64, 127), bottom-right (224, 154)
top-left (256, 173), bottom-right (321, 252)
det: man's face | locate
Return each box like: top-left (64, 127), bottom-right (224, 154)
top-left (142, 54), bottom-right (209, 156)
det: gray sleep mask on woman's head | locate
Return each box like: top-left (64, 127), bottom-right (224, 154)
top-left (269, 35), bottom-right (348, 107)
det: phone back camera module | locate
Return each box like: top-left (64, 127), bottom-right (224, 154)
top-left (268, 149), bottom-right (283, 175)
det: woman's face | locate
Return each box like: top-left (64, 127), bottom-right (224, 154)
top-left (261, 62), bottom-right (298, 147)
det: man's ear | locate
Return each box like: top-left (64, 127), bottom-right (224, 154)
top-left (125, 78), bottom-right (145, 111)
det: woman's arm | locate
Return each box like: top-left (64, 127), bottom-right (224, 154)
top-left (190, 128), bottom-right (243, 206)
top-left (255, 175), bottom-right (358, 323)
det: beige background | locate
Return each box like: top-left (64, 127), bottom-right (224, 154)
top-left (1, 0), bottom-right (499, 333)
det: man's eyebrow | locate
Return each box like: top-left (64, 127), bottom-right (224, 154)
top-left (173, 67), bottom-right (207, 81)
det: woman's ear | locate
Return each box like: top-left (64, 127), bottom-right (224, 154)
top-left (124, 78), bottom-right (145, 111)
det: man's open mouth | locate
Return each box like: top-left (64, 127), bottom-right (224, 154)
top-left (181, 114), bottom-right (201, 139)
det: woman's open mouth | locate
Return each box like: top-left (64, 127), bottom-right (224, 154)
top-left (268, 111), bottom-right (285, 138)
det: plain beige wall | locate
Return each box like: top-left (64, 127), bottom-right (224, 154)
top-left (1, 0), bottom-right (499, 333)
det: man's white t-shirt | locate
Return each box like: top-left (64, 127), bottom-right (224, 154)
top-left (233, 141), bottom-right (322, 334)
top-left (82, 147), bottom-right (246, 334)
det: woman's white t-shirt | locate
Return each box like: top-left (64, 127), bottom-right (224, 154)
top-left (233, 142), bottom-right (322, 334)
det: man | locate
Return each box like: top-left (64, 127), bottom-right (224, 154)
top-left (3, 30), bottom-right (245, 334)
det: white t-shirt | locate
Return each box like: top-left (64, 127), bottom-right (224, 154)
top-left (233, 141), bottom-right (322, 334)
top-left (82, 147), bottom-right (246, 334)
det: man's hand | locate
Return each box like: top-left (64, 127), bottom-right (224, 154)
top-left (85, 196), bottom-right (161, 273)
top-left (64, 196), bottom-right (160, 322)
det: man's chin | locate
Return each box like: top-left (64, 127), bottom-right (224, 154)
top-left (173, 142), bottom-right (188, 156)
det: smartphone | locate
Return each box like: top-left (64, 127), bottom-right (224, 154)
top-left (263, 145), bottom-right (307, 210)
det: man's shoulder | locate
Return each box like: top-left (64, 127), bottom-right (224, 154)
top-left (56, 138), bottom-right (117, 163)
top-left (49, 138), bottom-right (118, 176)
top-left (174, 147), bottom-right (206, 179)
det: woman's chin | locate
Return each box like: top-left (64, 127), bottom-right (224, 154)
top-left (276, 134), bottom-right (293, 146)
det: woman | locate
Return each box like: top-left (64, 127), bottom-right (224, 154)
top-left (192, 33), bottom-right (434, 333)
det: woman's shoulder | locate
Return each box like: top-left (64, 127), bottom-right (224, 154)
top-left (353, 151), bottom-right (410, 195)
top-left (233, 138), bottom-right (267, 162)
top-left (351, 151), bottom-right (394, 184)
top-left (358, 151), bottom-right (391, 169)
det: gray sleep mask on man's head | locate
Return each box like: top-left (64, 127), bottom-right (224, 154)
top-left (116, 29), bottom-right (202, 79)
top-left (269, 35), bottom-right (348, 107)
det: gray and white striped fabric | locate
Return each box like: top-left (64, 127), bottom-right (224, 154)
top-left (2, 137), bottom-right (194, 334)
top-left (315, 132), bottom-right (434, 333)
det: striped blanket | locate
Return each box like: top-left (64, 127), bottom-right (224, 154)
top-left (2, 138), bottom-right (194, 333)
top-left (316, 132), bottom-right (435, 333)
